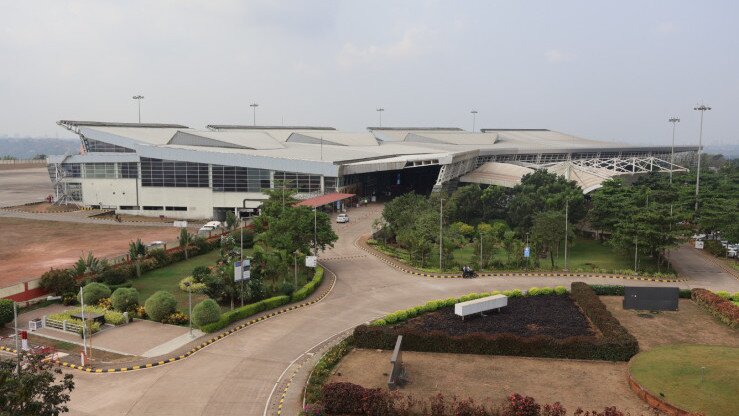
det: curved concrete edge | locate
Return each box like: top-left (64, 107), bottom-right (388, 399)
top-left (358, 235), bottom-right (686, 283)
top-left (627, 372), bottom-right (697, 416)
top-left (5, 265), bottom-right (338, 375)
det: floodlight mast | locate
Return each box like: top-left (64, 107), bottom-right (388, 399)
top-left (250, 103), bottom-right (259, 126)
top-left (471, 110), bottom-right (478, 132)
top-left (376, 108), bottom-right (385, 127)
top-left (668, 116), bottom-right (680, 184)
top-left (132, 95), bottom-right (144, 123)
top-left (693, 104), bottom-right (711, 212)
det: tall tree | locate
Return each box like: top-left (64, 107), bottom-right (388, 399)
top-left (507, 170), bottom-right (585, 232)
top-left (530, 210), bottom-right (574, 269)
top-left (178, 228), bottom-right (193, 259)
top-left (128, 239), bottom-right (146, 278)
top-left (0, 352), bottom-right (75, 416)
top-left (447, 184), bottom-right (483, 224)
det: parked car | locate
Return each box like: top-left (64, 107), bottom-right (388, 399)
top-left (198, 221), bottom-right (222, 235)
top-left (336, 213), bottom-right (349, 223)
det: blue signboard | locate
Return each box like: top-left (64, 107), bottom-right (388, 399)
top-left (524, 246), bottom-right (530, 258)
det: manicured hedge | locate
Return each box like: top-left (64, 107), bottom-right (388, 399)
top-left (353, 282), bottom-right (638, 361)
top-left (588, 284), bottom-right (691, 299)
top-left (291, 267), bottom-right (324, 302)
top-left (692, 288), bottom-right (739, 328)
top-left (200, 266), bottom-right (326, 333)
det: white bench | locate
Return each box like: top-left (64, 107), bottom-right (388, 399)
top-left (454, 294), bottom-right (508, 319)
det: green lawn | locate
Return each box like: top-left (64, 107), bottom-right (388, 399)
top-left (630, 345), bottom-right (739, 416)
top-left (374, 237), bottom-right (670, 274)
top-left (133, 250), bottom-right (223, 313)
top-left (132, 248), bottom-right (313, 313)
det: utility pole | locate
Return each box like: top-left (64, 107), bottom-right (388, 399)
top-left (479, 229), bottom-right (483, 270)
top-left (693, 104), bottom-right (711, 212)
top-left (314, 208), bottom-right (318, 259)
top-left (132, 95), bottom-right (144, 123)
top-left (634, 235), bottom-right (639, 273)
top-left (13, 301), bottom-right (19, 372)
top-left (668, 116), bottom-right (680, 184)
top-left (250, 103), bottom-right (259, 126)
top-left (240, 220), bottom-right (244, 307)
top-left (470, 110), bottom-right (478, 132)
top-left (376, 108), bottom-right (384, 127)
top-left (564, 199), bottom-right (570, 271)
top-left (439, 198), bottom-right (444, 272)
top-left (79, 287), bottom-right (87, 358)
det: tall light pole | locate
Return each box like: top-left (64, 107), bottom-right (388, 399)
top-left (563, 198), bottom-right (569, 271)
top-left (313, 208), bottom-right (318, 259)
top-left (668, 116), bottom-right (680, 184)
top-left (470, 110), bottom-right (478, 132)
top-left (250, 103), bottom-right (259, 126)
top-left (439, 198), bottom-right (444, 272)
top-left (132, 95), bottom-right (144, 123)
top-left (693, 104), bottom-right (711, 212)
top-left (184, 281), bottom-right (193, 337)
top-left (376, 108), bottom-right (384, 127)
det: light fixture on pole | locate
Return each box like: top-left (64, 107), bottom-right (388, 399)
top-left (132, 95), bottom-right (144, 123)
top-left (564, 198), bottom-right (569, 272)
top-left (668, 116), bottom-right (680, 184)
top-left (250, 103), bottom-right (259, 126)
top-left (313, 208), bottom-right (318, 259)
top-left (693, 103), bottom-right (711, 212)
top-left (376, 108), bottom-right (385, 127)
top-left (470, 110), bottom-right (478, 132)
top-left (184, 281), bottom-right (193, 337)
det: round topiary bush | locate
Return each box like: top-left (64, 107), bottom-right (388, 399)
top-left (0, 299), bottom-right (14, 327)
top-left (82, 282), bottom-right (111, 306)
top-left (144, 291), bottom-right (177, 322)
top-left (111, 287), bottom-right (140, 312)
top-left (192, 299), bottom-right (221, 327)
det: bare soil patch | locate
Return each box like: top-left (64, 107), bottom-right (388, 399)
top-left (9, 201), bottom-right (80, 213)
top-left (0, 217), bottom-right (181, 286)
top-left (399, 296), bottom-right (594, 339)
top-left (331, 349), bottom-right (657, 415)
top-left (602, 297), bottom-right (738, 351)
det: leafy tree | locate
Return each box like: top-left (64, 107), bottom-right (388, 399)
top-left (507, 170), bottom-right (585, 232)
top-left (449, 222), bottom-right (475, 241)
top-left (0, 299), bottom-right (13, 327)
top-left (0, 351), bottom-right (75, 416)
top-left (128, 239), bottom-right (146, 279)
top-left (39, 268), bottom-right (76, 296)
top-left (178, 228), bottom-right (193, 259)
top-left (531, 211), bottom-right (574, 269)
top-left (259, 181), bottom-right (298, 219)
top-left (224, 210), bottom-right (238, 232)
top-left (381, 193), bottom-right (430, 238)
top-left (447, 184), bottom-right (483, 224)
top-left (262, 206), bottom-right (337, 255)
top-left (588, 179), bottom-right (636, 235)
top-left (481, 185), bottom-right (509, 221)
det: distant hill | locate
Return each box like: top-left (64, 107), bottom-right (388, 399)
top-left (0, 137), bottom-right (79, 159)
top-left (705, 145), bottom-right (739, 160)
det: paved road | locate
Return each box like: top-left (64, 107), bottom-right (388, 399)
top-left (669, 244), bottom-right (739, 291)
top-left (64, 205), bottom-right (737, 415)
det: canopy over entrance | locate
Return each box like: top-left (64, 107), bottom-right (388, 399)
top-left (295, 192), bottom-right (355, 208)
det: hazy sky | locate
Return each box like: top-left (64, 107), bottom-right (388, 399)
top-left (1, 1), bottom-right (737, 146)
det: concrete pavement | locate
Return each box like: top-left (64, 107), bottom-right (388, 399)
top-left (63, 204), bottom-right (737, 416)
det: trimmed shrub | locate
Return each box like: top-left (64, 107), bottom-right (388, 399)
top-left (147, 249), bottom-right (171, 267)
top-left (103, 310), bottom-right (127, 325)
top-left (356, 282), bottom-right (639, 361)
top-left (161, 311), bottom-right (189, 325)
top-left (200, 295), bottom-right (291, 333)
top-left (40, 268), bottom-right (76, 296)
top-left (291, 267), bottom-right (324, 302)
top-left (715, 290), bottom-right (731, 300)
top-left (0, 299), bottom-right (14, 327)
top-left (733, 292), bottom-right (739, 302)
top-left (144, 290), bottom-right (177, 322)
top-left (111, 287), bottom-right (140, 312)
top-left (554, 286), bottom-right (568, 295)
top-left (279, 280), bottom-right (295, 296)
top-left (692, 288), bottom-right (739, 328)
top-left (82, 282), bottom-right (111, 306)
top-left (192, 299), bottom-right (221, 327)
top-left (527, 287), bottom-right (540, 296)
top-left (322, 382), bottom-right (366, 415)
top-left (100, 265), bottom-right (134, 285)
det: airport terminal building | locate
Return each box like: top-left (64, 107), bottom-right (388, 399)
top-left (48, 120), bottom-right (697, 220)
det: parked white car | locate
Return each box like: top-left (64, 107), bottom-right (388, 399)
top-left (198, 221), bottom-right (223, 235)
top-left (336, 213), bottom-right (349, 223)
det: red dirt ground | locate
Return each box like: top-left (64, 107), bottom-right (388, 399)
top-left (0, 217), bottom-right (181, 286)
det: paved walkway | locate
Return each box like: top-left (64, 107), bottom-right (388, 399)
top-left (669, 244), bottom-right (739, 291)
top-left (62, 204), bottom-right (738, 415)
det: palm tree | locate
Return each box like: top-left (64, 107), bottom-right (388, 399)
top-left (128, 239), bottom-right (146, 278)
top-left (179, 228), bottom-right (193, 259)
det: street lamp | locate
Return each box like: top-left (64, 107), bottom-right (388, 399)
top-left (668, 116), bottom-right (680, 184)
top-left (376, 108), bottom-right (385, 127)
top-left (470, 110), bottom-right (478, 132)
top-left (563, 198), bottom-right (569, 272)
top-left (183, 281), bottom-right (193, 337)
top-left (132, 95), bottom-right (144, 123)
top-left (250, 103), bottom-right (259, 126)
top-left (693, 104), bottom-right (711, 212)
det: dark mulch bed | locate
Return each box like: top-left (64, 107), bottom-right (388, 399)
top-left (399, 295), bottom-right (595, 339)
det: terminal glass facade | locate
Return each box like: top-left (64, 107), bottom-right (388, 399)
top-left (140, 157), bottom-right (209, 187)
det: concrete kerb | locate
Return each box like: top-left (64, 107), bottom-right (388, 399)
top-left (358, 236), bottom-right (686, 284)
top-left (15, 265), bottom-right (337, 375)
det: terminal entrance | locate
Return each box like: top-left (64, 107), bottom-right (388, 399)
top-left (342, 165), bottom-right (441, 200)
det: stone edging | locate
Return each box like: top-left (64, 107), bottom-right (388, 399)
top-left (627, 372), bottom-right (697, 416)
top-left (358, 236), bottom-right (686, 283)
top-left (0, 266), bottom-right (337, 374)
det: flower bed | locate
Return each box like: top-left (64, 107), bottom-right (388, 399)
top-left (47, 305), bottom-right (127, 334)
top-left (691, 288), bottom-right (739, 328)
top-left (353, 283), bottom-right (638, 361)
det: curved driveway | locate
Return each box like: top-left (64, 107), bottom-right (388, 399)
top-left (65, 204), bottom-right (737, 416)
